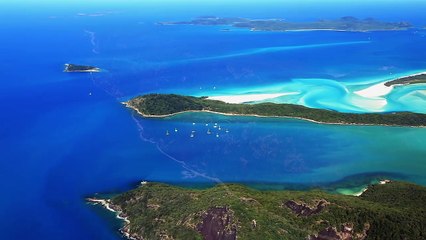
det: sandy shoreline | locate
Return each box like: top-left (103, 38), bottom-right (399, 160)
top-left (120, 71), bottom-right (426, 128)
top-left (122, 101), bottom-right (328, 123)
top-left (354, 71), bottom-right (426, 98)
top-left (355, 179), bottom-right (392, 197)
top-left (122, 102), bottom-right (424, 128)
top-left (338, 179), bottom-right (392, 197)
top-left (354, 82), bottom-right (393, 98)
top-left (353, 187), bottom-right (369, 197)
top-left (396, 71), bottom-right (426, 79)
top-left (206, 92), bottom-right (298, 104)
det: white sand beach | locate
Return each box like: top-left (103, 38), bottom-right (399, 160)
top-left (350, 97), bottom-right (388, 111)
top-left (207, 92), bottom-right (299, 104)
top-left (354, 71), bottom-right (426, 98)
top-left (354, 82), bottom-right (393, 98)
top-left (353, 187), bottom-right (368, 197)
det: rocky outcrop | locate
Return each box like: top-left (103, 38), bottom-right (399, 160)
top-left (284, 199), bottom-right (329, 216)
top-left (309, 223), bottom-right (370, 240)
top-left (196, 207), bottom-right (237, 240)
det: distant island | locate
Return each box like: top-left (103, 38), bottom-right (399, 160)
top-left (64, 63), bottom-right (101, 73)
top-left (124, 93), bottom-right (426, 127)
top-left (88, 181), bottom-right (426, 240)
top-left (159, 16), bottom-right (412, 32)
top-left (384, 72), bottom-right (426, 86)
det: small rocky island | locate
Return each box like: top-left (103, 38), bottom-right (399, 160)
top-left (88, 181), bottom-right (426, 240)
top-left (124, 94), bottom-right (426, 127)
top-left (64, 63), bottom-right (101, 73)
top-left (160, 16), bottom-right (412, 32)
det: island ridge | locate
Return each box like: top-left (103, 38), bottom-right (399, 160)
top-left (160, 16), bottom-right (412, 32)
top-left (124, 94), bottom-right (426, 127)
top-left (88, 181), bottom-right (426, 240)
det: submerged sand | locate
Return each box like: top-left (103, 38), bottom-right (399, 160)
top-left (206, 92), bottom-right (299, 104)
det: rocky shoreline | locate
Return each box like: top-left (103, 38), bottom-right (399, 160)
top-left (86, 197), bottom-right (140, 240)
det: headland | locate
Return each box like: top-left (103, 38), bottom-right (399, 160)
top-left (89, 181), bottom-right (426, 240)
top-left (123, 93), bottom-right (426, 127)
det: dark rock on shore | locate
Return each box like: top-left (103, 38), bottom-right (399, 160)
top-left (284, 199), bottom-right (329, 216)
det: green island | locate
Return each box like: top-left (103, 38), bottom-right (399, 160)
top-left (160, 16), bottom-right (412, 32)
top-left (89, 181), bottom-right (426, 240)
top-left (384, 73), bottom-right (426, 86)
top-left (124, 94), bottom-right (426, 127)
top-left (64, 63), bottom-right (101, 73)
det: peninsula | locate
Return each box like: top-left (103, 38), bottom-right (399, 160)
top-left (89, 181), bottom-right (426, 240)
top-left (64, 63), bottom-right (101, 73)
top-left (124, 94), bottom-right (426, 127)
top-left (384, 72), bottom-right (426, 86)
top-left (160, 16), bottom-right (412, 32)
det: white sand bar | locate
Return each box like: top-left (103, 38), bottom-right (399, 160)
top-left (351, 97), bottom-right (388, 111)
top-left (354, 82), bottom-right (393, 98)
top-left (207, 92), bottom-right (299, 104)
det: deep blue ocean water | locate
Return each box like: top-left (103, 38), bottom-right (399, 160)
top-left (1, 1), bottom-right (426, 239)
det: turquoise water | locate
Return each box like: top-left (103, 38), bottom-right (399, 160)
top-left (194, 72), bottom-right (426, 113)
top-left (139, 112), bottom-right (426, 185)
top-left (0, 0), bottom-right (425, 239)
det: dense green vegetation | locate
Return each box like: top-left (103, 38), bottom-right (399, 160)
top-left (126, 94), bottom-right (426, 126)
top-left (384, 73), bottom-right (426, 86)
top-left (162, 16), bottom-right (412, 32)
top-left (111, 181), bottom-right (426, 240)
